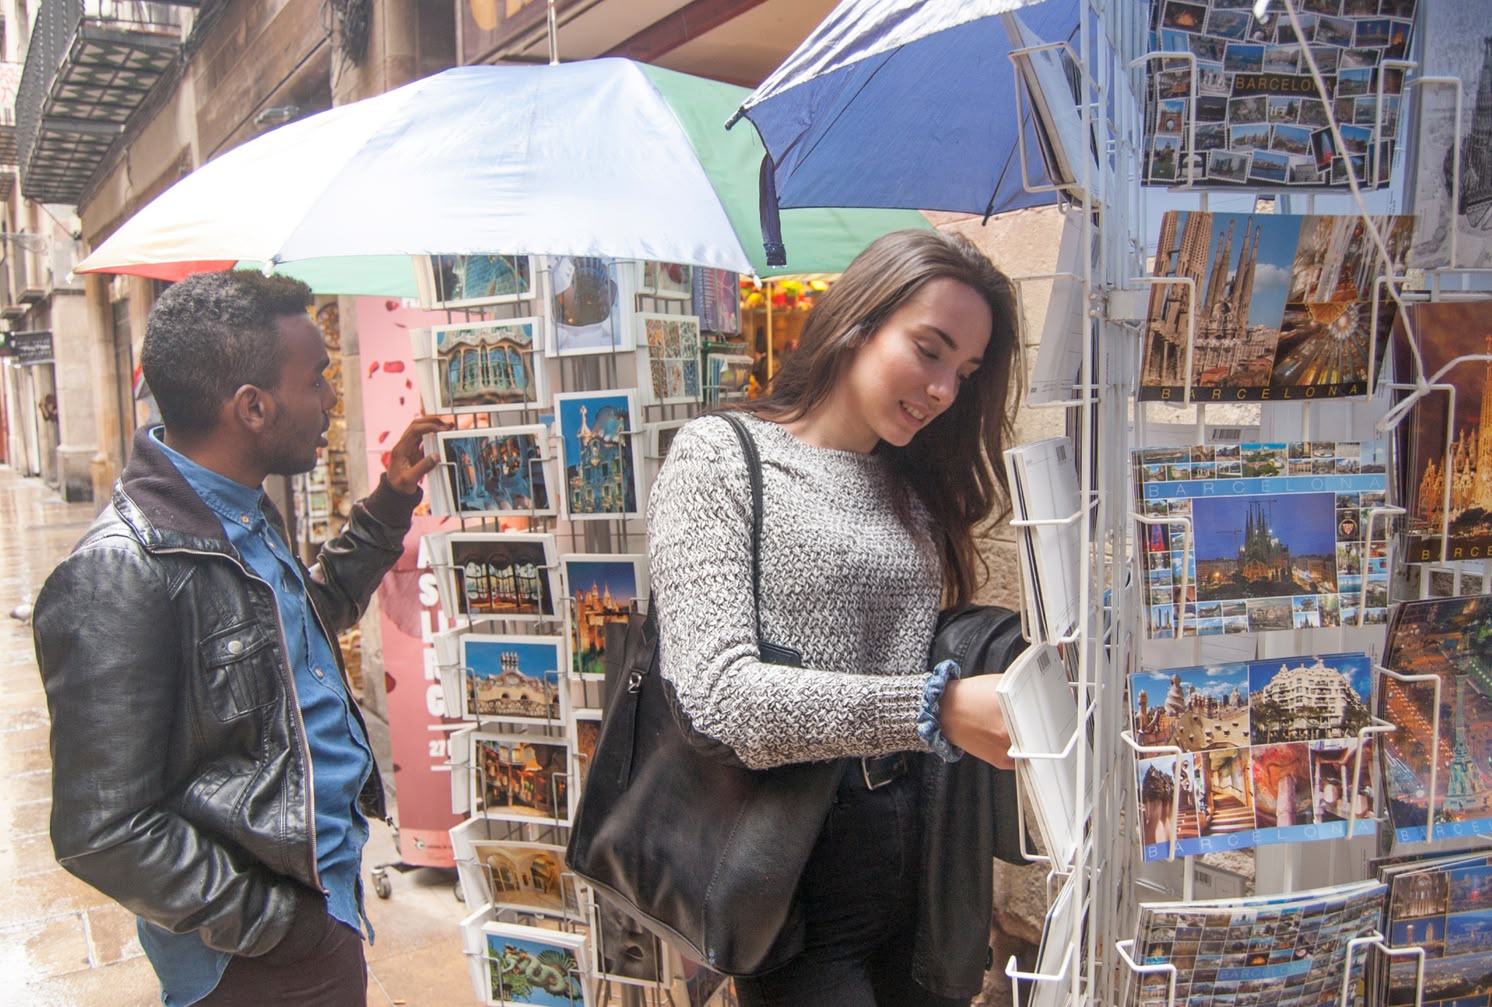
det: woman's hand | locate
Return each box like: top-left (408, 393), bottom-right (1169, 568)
top-left (937, 675), bottom-right (1015, 769)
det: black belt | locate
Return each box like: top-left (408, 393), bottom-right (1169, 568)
top-left (854, 752), bottom-right (909, 791)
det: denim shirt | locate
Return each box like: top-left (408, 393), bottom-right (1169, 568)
top-left (137, 432), bottom-right (373, 1006)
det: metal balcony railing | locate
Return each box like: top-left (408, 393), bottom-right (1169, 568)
top-left (16, 0), bottom-right (192, 204)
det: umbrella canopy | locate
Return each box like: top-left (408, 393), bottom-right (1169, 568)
top-left (75, 59), bottom-right (927, 293)
top-left (731, 0), bottom-right (1081, 261)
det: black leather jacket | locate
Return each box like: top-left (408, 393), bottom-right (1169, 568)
top-left (914, 605), bottom-right (1031, 1001)
top-left (33, 426), bottom-right (418, 957)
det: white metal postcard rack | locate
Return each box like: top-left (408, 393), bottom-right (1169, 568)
top-left (998, 2), bottom-right (1492, 1007)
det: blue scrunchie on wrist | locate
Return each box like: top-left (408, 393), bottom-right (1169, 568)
top-left (917, 658), bottom-right (965, 763)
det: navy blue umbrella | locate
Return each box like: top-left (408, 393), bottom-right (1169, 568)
top-left (731, 0), bottom-right (1084, 266)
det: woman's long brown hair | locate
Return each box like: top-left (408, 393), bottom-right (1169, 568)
top-left (736, 229), bottom-right (1020, 606)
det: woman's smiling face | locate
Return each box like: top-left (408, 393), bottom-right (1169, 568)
top-left (828, 277), bottom-right (991, 453)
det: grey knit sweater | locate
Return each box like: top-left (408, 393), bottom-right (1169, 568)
top-left (647, 412), bottom-right (943, 770)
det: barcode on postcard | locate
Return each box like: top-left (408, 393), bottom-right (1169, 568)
top-left (1211, 428), bottom-right (1242, 441)
top-left (1037, 649), bottom-right (1051, 670)
top-left (1057, 443), bottom-right (1069, 462)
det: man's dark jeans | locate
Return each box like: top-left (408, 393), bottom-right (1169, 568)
top-left (733, 763), bottom-right (970, 1007)
top-left (197, 898), bottom-right (366, 1006)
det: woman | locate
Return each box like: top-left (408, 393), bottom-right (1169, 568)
top-left (647, 229), bottom-right (1022, 1006)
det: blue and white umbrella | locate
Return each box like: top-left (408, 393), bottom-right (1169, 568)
top-left (730, 0), bottom-right (1082, 264)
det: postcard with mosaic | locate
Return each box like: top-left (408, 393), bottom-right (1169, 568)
top-left (1144, 1), bottom-right (1416, 189)
top-left (1380, 594), bottom-right (1492, 846)
top-left (1130, 653), bottom-right (1374, 862)
top-left (636, 312), bottom-right (701, 406)
top-left (1140, 211), bottom-right (1412, 401)
top-left (1392, 301), bottom-right (1492, 564)
top-left (475, 920), bottom-right (590, 1007)
top-left (1134, 440), bottom-right (1389, 639)
top-left (1125, 880), bottom-right (1386, 1007)
top-left (1377, 852), bottom-right (1492, 1007)
top-left (429, 318), bottom-right (545, 414)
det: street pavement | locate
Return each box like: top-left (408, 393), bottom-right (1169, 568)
top-left (0, 464), bottom-right (477, 1006)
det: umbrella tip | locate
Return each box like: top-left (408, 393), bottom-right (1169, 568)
top-left (262, 259), bottom-right (277, 277)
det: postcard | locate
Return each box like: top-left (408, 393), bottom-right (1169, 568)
top-left (1377, 852), bottom-right (1492, 1005)
top-left (548, 254), bottom-right (631, 356)
top-left (1392, 301), bottom-right (1492, 563)
top-left (571, 708), bottom-right (602, 791)
top-left (1140, 212), bottom-right (1413, 401)
top-left (1406, 1), bottom-right (1492, 268)
top-left (460, 633), bottom-right (565, 724)
top-left (553, 390), bottom-right (642, 520)
top-left (591, 892), bottom-right (669, 987)
top-left (1129, 653), bottom-right (1375, 861)
top-left (560, 553), bottom-right (646, 678)
top-left (706, 352), bottom-right (753, 407)
top-left (470, 731), bottom-right (573, 826)
top-left (1005, 436), bottom-right (1084, 643)
top-left (645, 419), bottom-right (687, 467)
top-left (1143, 1), bottom-right (1417, 190)
top-left (427, 531), bottom-right (560, 622)
top-left (1380, 594), bottom-right (1492, 845)
top-left (998, 643), bottom-right (1088, 868)
top-left (479, 920), bottom-right (590, 1006)
top-left (1126, 880), bottom-right (1386, 1007)
top-left (434, 426), bottom-right (557, 518)
top-left (635, 312), bottom-right (702, 406)
top-left (449, 819), bottom-right (576, 917)
top-left (421, 318), bottom-right (546, 414)
top-left (637, 260), bottom-right (693, 300)
top-left (692, 266), bottom-right (740, 335)
top-left (1132, 439), bottom-right (1390, 639)
top-left (417, 253), bottom-right (535, 310)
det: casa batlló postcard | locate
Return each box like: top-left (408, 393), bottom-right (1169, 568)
top-left (1380, 594), bottom-right (1492, 846)
top-left (1133, 439), bottom-right (1389, 640)
top-left (1393, 301), bottom-right (1492, 564)
top-left (1130, 652), bottom-right (1375, 862)
top-left (1140, 211), bottom-right (1412, 401)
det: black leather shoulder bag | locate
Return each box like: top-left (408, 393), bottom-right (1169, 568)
top-left (566, 411), bottom-right (845, 977)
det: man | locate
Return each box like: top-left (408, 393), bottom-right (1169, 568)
top-left (32, 271), bottom-right (448, 1006)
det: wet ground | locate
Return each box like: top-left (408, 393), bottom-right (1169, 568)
top-left (0, 465), bottom-right (476, 1005)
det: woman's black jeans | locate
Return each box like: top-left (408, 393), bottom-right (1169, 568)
top-left (732, 761), bottom-right (970, 1007)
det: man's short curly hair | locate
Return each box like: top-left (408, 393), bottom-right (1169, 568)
top-left (140, 270), bottom-right (314, 432)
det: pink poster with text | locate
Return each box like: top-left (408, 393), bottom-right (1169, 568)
top-left (356, 296), bottom-right (464, 867)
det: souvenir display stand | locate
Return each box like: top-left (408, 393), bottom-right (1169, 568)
top-left (995, 2), bottom-right (1492, 1007)
top-left (411, 253), bottom-right (741, 1006)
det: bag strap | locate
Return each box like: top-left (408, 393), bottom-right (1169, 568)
top-left (715, 412), bottom-right (765, 641)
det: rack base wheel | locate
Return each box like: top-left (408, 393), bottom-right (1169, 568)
top-left (372, 868), bottom-right (392, 900)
